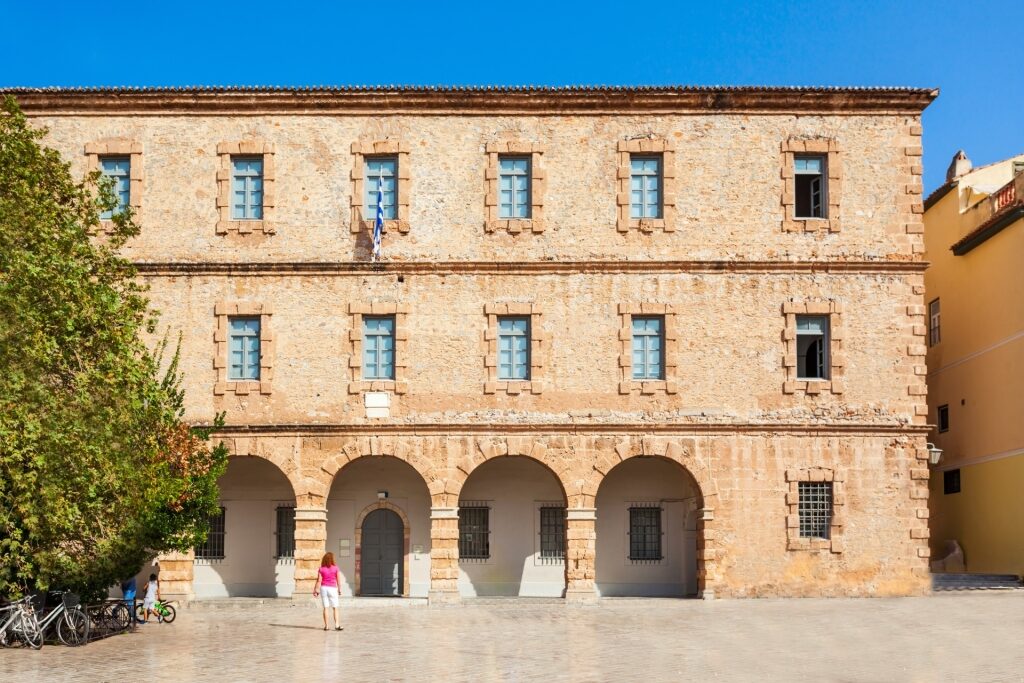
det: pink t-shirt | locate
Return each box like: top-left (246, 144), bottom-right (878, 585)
top-left (318, 565), bottom-right (339, 588)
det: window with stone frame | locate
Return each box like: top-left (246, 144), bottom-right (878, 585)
top-left (214, 302), bottom-right (274, 397)
top-left (484, 141), bottom-right (546, 234)
top-left (616, 138), bottom-right (676, 232)
top-left (350, 140), bottom-right (411, 235)
top-left (781, 138), bottom-right (842, 233)
top-left (483, 303), bottom-right (545, 395)
top-left (85, 139), bottom-right (143, 229)
top-left (362, 315), bottom-right (396, 381)
top-left (785, 468), bottom-right (845, 552)
top-left (628, 505), bottom-right (663, 562)
top-left (231, 157), bottom-right (264, 220)
top-left (347, 303), bottom-right (408, 395)
top-left (216, 141), bottom-right (275, 235)
top-left (617, 304), bottom-right (678, 395)
top-left (782, 301), bottom-right (845, 395)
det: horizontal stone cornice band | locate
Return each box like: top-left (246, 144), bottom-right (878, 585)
top-left (7, 86), bottom-right (938, 115)
top-left (135, 260), bottom-right (928, 276)
top-left (203, 422), bottom-right (930, 436)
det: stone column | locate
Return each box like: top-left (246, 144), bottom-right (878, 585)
top-left (697, 507), bottom-right (716, 600)
top-left (565, 508), bottom-right (598, 602)
top-left (156, 550), bottom-right (194, 602)
top-left (428, 506), bottom-right (461, 604)
top-left (293, 507), bottom-right (327, 599)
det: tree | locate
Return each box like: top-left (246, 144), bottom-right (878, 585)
top-left (0, 96), bottom-right (227, 600)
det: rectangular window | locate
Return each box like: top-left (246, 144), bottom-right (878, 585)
top-left (275, 506), bottom-right (295, 559)
top-left (195, 507), bottom-right (226, 559)
top-left (231, 157), bottom-right (264, 220)
top-left (929, 298), bottom-right (941, 347)
top-left (497, 316), bottom-right (530, 380)
top-left (228, 317), bottom-right (261, 381)
top-left (943, 468), bottom-right (961, 495)
top-left (796, 315), bottom-right (830, 380)
top-left (458, 505), bottom-right (490, 560)
top-left (362, 315), bottom-right (395, 380)
top-left (498, 157), bottom-right (531, 219)
top-left (631, 316), bottom-right (664, 380)
top-left (938, 404), bottom-right (949, 433)
top-left (628, 506), bottom-right (662, 561)
top-left (798, 482), bottom-right (833, 539)
top-left (365, 157), bottom-right (398, 220)
top-left (794, 155), bottom-right (827, 219)
top-left (538, 506), bottom-right (566, 560)
top-left (99, 157), bottom-right (130, 219)
top-left (629, 156), bottom-right (662, 219)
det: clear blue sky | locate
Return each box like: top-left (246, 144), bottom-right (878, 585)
top-left (4, 0), bottom-right (1021, 192)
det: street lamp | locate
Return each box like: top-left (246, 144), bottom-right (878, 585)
top-left (926, 442), bottom-right (943, 467)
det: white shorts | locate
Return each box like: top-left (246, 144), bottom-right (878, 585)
top-left (320, 585), bottom-right (339, 607)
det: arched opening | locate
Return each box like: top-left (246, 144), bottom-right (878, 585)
top-left (595, 457), bottom-right (702, 597)
top-left (458, 456), bottom-right (567, 597)
top-left (193, 456), bottom-right (297, 598)
top-left (326, 457), bottom-right (431, 597)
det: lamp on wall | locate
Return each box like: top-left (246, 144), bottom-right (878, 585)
top-left (926, 443), bottom-right (943, 467)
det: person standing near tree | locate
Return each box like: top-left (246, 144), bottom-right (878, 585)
top-left (141, 573), bottom-right (160, 623)
top-left (312, 552), bottom-right (342, 631)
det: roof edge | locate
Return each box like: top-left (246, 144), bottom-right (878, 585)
top-left (2, 85), bottom-right (939, 115)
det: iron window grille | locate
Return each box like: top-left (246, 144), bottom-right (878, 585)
top-left (363, 315), bottom-right (396, 380)
top-left (628, 506), bottom-right (663, 562)
top-left (928, 298), bottom-right (941, 346)
top-left (275, 506), bottom-right (295, 559)
top-left (943, 468), bottom-right (961, 495)
top-left (231, 157), bottom-right (264, 220)
top-left (938, 404), bottom-right (949, 433)
top-left (629, 155), bottom-right (662, 219)
top-left (99, 157), bottom-right (130, 219)
top-left (195, 507), bottom-right (226, 559)
top-left (795, 315), bottom-right (830, 380)
top-left (538, 506), bottom-right (566, 562)
top-left (458, 503), bottom-right (490, 560)
top-left (498, 156), bottom-right (531, 219)
top-left (797, 482), bottom-right (833, 539)
top-left (794, 155), bottom-right (827, 218)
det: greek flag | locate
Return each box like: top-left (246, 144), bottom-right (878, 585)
top-left (372, 179), bottom-right (384, 261)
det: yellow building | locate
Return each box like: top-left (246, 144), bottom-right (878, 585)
top-left (925, 151), bottom-right (1024, 577)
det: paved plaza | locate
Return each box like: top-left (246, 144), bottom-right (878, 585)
top-left (2, 593), bottom-right (1023, 682)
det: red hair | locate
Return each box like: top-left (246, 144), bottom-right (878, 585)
top-left (321, 552), bottom-right (335, 567)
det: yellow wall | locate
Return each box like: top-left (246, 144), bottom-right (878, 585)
top-left (925, 157), bottom-right (1024, 575)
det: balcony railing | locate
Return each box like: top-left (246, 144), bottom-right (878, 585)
top-left (993, 178), bottom-right (1017, 212)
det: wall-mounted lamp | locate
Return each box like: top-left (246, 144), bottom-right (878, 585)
top-left (377, 490), bottom-right (389, 499)
top-left (926, 443), bottom-right (943, 467)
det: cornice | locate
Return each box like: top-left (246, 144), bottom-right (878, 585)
top-left (4, 85), bottom-right (939, 116)
top-left (134, 259), bottom-right (928, 277)
top-left (204, 422), bottom-right (929, 436)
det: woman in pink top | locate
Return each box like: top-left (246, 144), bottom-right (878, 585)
top-left (312, 552), bottom-right (342, 631)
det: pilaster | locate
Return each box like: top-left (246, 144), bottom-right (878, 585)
top-left (429, 506), bottom-right (461, 603)
top-left (565, 508), bottom-right (598, 602)
top-left (293, 507), bottom-right (327, 597)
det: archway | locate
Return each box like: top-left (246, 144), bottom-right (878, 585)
top-left (595, 457), bottom-right (702, 597)
top-left (326, 457), bottom-right (431, 597)
top-left (458, 456), bottom-right (568, 597)
top-left (193, 456), bottom-right (297, 598)
top-left (358, 507), bottom-right (405, 596)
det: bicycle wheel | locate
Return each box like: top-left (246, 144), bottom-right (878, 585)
top-left (161, 605), bottom-right (176, 624)
top-left (111, 603), bottom-right (132, 631)
top-left (18, 611), bottom-right (43, 650)
top-left (57, 609), bottom-right (88, 646)
top-left (135, 603), bottom-right (146, 622)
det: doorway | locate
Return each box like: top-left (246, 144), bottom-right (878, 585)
top-left (360, 508), bottom-right (404, 596)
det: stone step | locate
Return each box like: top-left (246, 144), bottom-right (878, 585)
top-left (932, 573), bottom-right (1024, 591)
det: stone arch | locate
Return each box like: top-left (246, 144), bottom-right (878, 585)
top-left (353, 501), bottom-right (413, 596)
top-left (448, 436), bottom-right (571, 503)
top-left (223, 440), bottom-right (301, 504)
top-left (586, 436), bottom-right (719, 599)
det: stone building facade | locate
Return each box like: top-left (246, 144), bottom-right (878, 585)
top-left (12, 85), bottom-right (937, 600)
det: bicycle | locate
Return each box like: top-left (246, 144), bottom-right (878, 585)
top-left (35, 591), bottom-right (89, 646)
top-left (90, 600), bottom-right (133, 635)
top-left (136, 598), bottom-right (176, 624)
top-left (0, 595), bottom-right (44, 649)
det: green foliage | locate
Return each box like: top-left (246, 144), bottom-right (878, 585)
top-left (0, 96), bottom-right (227, 601)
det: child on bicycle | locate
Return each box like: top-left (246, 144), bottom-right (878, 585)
top-left (142, 573), bottom-right (161, 623)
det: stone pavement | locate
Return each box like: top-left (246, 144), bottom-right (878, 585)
top-left (2, 593), bottom-right (1023, 682)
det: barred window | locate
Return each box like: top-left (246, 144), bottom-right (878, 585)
top-left (628, 506), bottom-right (662, 561)
top-left (196, 507), bottom-right (226, 559)
top-left (458, 504), bottom-right (490, 560)
top-left (538, 506), bottom-right (565, 560)
top-left (943, 468), bottom-right (961, 495)
top-left (275, 506), bottom-right (295, 558)
top-left (798, 482), bottom-right (833, 539)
